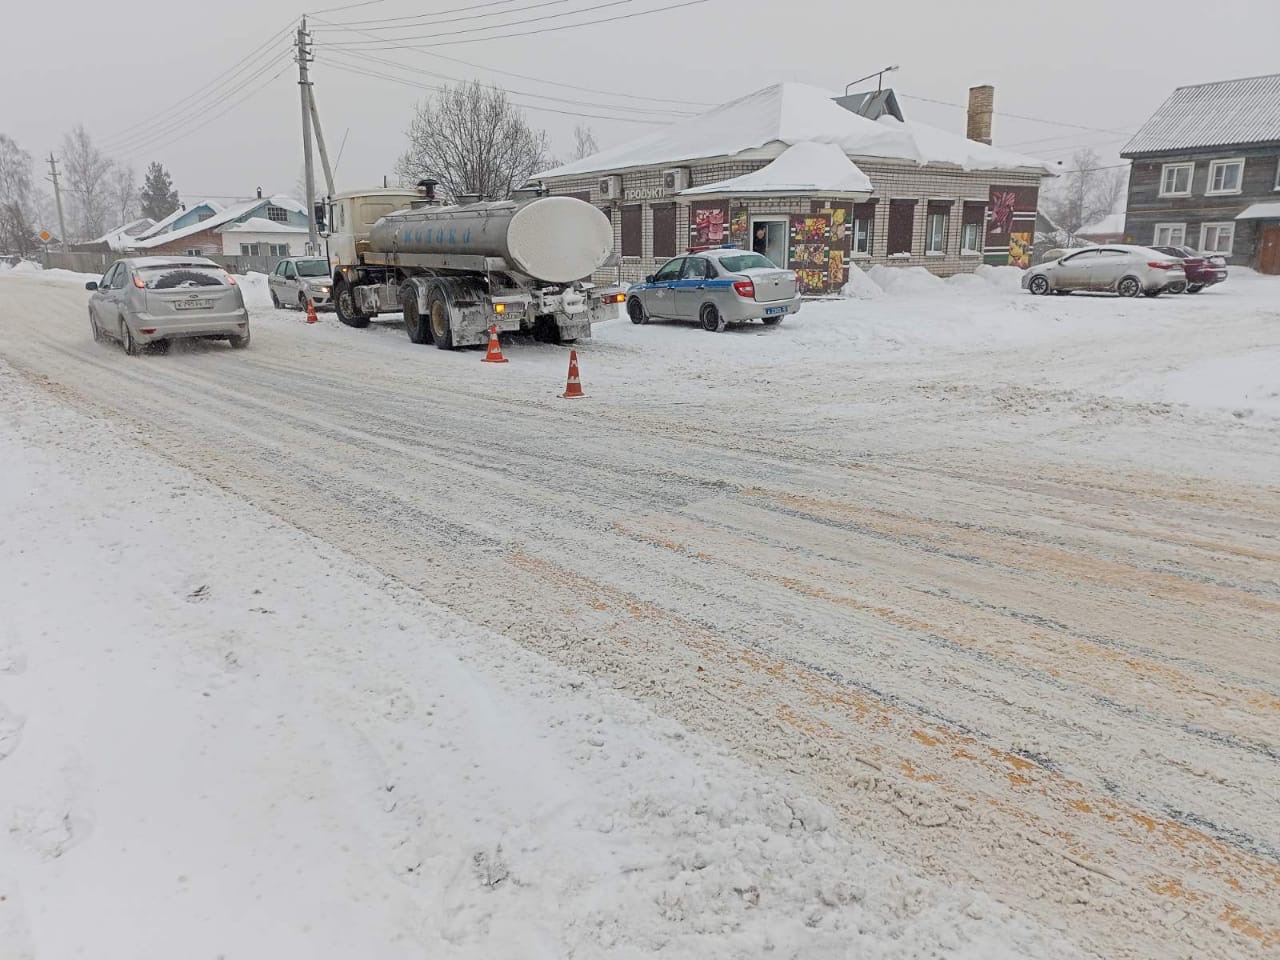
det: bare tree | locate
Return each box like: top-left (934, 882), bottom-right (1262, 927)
top-left (396, 81), bottom-right (549, 201)
top-left (571, 123), bottom-right (599, 161)
top-left (60, 125), bottom-right (114, 239)
top-left (0, 133), bottom-right (38, 254)
top-left (109, 164), bottom-right (139, 224)
top-left (1042, 148), bottom-right (1128, 240)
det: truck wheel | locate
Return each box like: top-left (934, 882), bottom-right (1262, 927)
top-left (403, 294), bottom-right (430, 344)
top-left (428, 289), bottom-right (455, 350)
top-left (334, 279), bottom-right (371, 328)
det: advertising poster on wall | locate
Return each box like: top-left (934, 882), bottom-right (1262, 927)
top-left (1009, 232), bottom-right (1033, 269)
top-left (689, 201), bottom-right (729, 248)
top-left (789, 213), bottom-right (832, 294)
top-left (729, 205), bottom-right (749, 249)
top-left (811, 200), bottom-right (853, 289)
top-left (983, 185), bottom-right (1038, 266)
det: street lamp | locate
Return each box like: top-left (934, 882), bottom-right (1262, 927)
top-left (845, 65), bottom-right (900, 95)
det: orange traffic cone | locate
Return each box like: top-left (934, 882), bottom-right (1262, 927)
top-left (481, 324), bottom-right (508, 363)
top-left (305, 299), bottom-right (319, 324)
top-left (560, 349), bottom-right (585, 399)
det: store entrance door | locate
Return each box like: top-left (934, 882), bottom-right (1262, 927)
top-left (751, 218), bottom-right (789, 268)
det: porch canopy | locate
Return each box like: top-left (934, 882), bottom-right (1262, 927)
top-left (1236, 202), bottom-right (1280, 220)
top-left (677, 141), bottom-right (873, 201)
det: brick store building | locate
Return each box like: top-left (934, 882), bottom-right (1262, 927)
top-left (536, 83), bottom-right (1053, 294)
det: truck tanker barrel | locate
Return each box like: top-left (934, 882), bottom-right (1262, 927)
top-left (369, 195), bottom-right (613, 284)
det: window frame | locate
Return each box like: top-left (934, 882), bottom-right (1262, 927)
top-left (283, 262), bottom-right (297, 279)
top-left (1206, 158), bottom-right (1245, 196)
top-left (185, 248), bottom-right (203, 257)
top-left (1199, 221), bottom-right (1235, 254)
top-left (1153, 223), bottom-right (1186, 247)
top-left (851, 215), bottom-right (872, 255)
top-left (886, 199), bottom-right (916, 257)
top-left (925, 209), bottom-right (948, 255)
top-left (265, 204), bottom-right (289, 224)
top-left (1158, 162), bottom-right (1194, 198)
top-left (268, 243), bottom-right (290, 258)
top-left (680, 257), bottom-right (712, 280)
top-left (1274, 157), bottom-right (1280, 191)
top-left (651, 258), bottom-right (684, 282)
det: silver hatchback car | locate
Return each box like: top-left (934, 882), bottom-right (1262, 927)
top-left (86, 257), bottom-right (250, 354)
top-left (626, 248), bottom-right (802, 332)
top-left (1022, 245), bottom-right (1186, 298)
top-left (268, 256), bottom-right (333, 310)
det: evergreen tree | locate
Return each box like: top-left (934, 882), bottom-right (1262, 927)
top-left (139, 162), bottom-right (180, 222)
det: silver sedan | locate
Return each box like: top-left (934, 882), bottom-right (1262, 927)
top-left (268, 256), bottom-right (333, 310)
top-left (626, 248), bottom-right (801, 332)
top-left (1022, 245), bottom-right (1186, 298)
top-left (86, 257), bottom-right (250, 354)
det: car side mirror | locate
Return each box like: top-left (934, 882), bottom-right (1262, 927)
top-left (644, 274), bottom-right (654, 283)
top-left (85, 281), bottom-right (98, 291)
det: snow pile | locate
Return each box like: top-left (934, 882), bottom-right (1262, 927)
top-left (867, 264), bottom-right (946, 295)
top-left (0, 259), bottom-right (41, 274)
top-left (1117, 348), bottom-right (1280, 418)
top-left (974, 264), bottom-right (1025, 291)
top-left (236, 271), bottom-right (273, 310)
top-left (840, 261), bottom-right (885, 299)
top-left (684, 141), bottom-right (872, 196)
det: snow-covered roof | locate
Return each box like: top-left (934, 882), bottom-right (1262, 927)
top-left (1078, 212), bottom-right (1126, 235)
top-left (1236, 201), bottom-right (1280, 221)
top-left (131, 196), bottom-right (305, 249)
top-left (87, 217), bottom-right (156, 251)
top-left (1122, 73), bottom-right (1280, 156)
top-left (219, 217), bottom-right (308, 234)
top-left (137, 201), bottom-right (224, 240)
top-left (681, 141), bottom-right (872, 197)
top-left (536, 83), bottom-right (1053, 180)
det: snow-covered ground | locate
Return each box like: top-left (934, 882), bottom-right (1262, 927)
top-left (1, 263), bottom-right (1278, 959)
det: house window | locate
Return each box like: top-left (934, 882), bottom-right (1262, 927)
top-left (620, 204), bottom-right (642, 257)
top-left (886, 199), bottom-right (916, 256)
top-left (1275, 158), bottom-right (1280, 191)
top-left (1206, 159), bottom-right (1244, 195)
top-left (925, 202), bottom-right (950, 255)
top-left (1199, 222), bottom-right (1235, 254)
top-left (1153, 223), bottom-right (1185, 247)
top-left (240, 242), bottom-right (261, 256)
top-left (268, 243), bottom-right (290, 257)
top-left (1159, 163), bottom-right (1193, 197)
top-left (961, 202), bottom-right (986, 254)
top-left (652, 203), bottom-right (677, 258)
top-left (851, 201), bottom-right (875, 255)
top-left (185, 248), bottom-right (203, 256)
top-left (265, 204), bottom-right (289, 223)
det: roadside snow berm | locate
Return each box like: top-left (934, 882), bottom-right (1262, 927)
top-left (305, 300), bottom-right (319, 324)
top-left (560, 350), bottom-right (585, 399)
top-left (482, 324), bottom-right (508, 363)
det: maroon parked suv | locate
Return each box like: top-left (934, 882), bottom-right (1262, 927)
top-left (1151, 245), bottom-right (1228, 293)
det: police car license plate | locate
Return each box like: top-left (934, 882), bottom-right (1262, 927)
top-left (764, 305), bottom-right (787, 316)
top-left (174, 299), bottom-right (212, 310)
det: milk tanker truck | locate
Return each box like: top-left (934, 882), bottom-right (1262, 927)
top-left (322, 181), bottom-right (625, 348)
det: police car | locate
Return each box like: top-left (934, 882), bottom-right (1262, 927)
top-left (626, 246), bottom-right (802, 332)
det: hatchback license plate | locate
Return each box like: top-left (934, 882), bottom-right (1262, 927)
top-left (764, 305), bottom-right (788, 316)
top-left (174, 299), bottom-right (212, 311)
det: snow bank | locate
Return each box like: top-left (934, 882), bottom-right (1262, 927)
top-left (867, 264), bottom-right (946, 295)
top-left (1118, 348), bottom-right (1280, 418)
top-left (237, 270), bottom-right (273, 310)
top-left (840, 261), bottom-right (885, 299)
top-left (974, 264), bottom-right (1025, 291)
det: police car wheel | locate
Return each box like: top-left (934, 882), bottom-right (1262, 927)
top-left (700, 304), bottom-right (725, 333)
top-left (627, 297), bottom-right (647, 324)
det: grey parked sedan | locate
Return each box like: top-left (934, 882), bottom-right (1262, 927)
top-left (86, 257), bottom-right (250, 354)
top-left (268, 256), bottom-right (333, 310)
top-left (1022, 245), bottom-right (1186, 298)
top-left (626, 248), bottom-right (801, 332)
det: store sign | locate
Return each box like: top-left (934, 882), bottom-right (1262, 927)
top-left (623, 187), bottom-right (665, 200)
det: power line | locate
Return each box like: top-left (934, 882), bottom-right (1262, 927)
top-left (898, 91), bottom-right (1137, 137)
top-left (312, 0), bottom-right (711, 49)
top-left (323, 46), bottom-right (696, 117)
top-left (311, 12), bottom-right (708, 106)
top-left (324, 58), bottom-right (672, 124)
top-left (317, 0), bottom-right (647, 44)
top-left (322, 0), bottom-right (566, 31)
top-left (97, 22), bottom-right (296, 149)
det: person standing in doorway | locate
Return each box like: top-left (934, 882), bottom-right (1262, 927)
top-left (753, 225), bottom-right (768, 255)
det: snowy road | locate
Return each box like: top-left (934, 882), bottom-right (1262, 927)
top-left (2, 269), bottom-right (1278, 958)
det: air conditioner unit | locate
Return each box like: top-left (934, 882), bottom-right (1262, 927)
top-left (598, 175), bottom-right (623, 200)
top-left (662, 167), bottom-right (690, 194)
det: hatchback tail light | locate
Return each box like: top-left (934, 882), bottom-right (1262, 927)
top-left (133, 275), bottom-right (145, 288)
top-left (732, 280), bottom-right (755, 298)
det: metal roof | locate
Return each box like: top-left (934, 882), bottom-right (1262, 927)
top-left (1122, 73), bottom-right (1280, 156)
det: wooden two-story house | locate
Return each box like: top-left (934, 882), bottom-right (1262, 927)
top-left (1120, 73), bottom-right (1280, 275)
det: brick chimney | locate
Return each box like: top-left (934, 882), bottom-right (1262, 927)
top-left (967, 85), bottom-right (994, 145)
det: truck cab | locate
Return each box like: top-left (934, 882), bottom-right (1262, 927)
top-left (325, 188), bottom-right (421, 268)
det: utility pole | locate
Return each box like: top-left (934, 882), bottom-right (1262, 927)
top-left (296, 17), bottom-right (318, 252)
top-left (308, 88), bottom-right (336, 198)
top-left (46, 154), bottom-right (68, 249)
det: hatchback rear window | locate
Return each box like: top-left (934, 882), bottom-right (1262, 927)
top-left (138, 265), bottom-right (230, 289)
top-left (717, 253), bottom-right (774, 271)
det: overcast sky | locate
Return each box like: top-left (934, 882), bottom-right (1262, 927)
top-left (3, 0), bottom-right (1278, 209)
